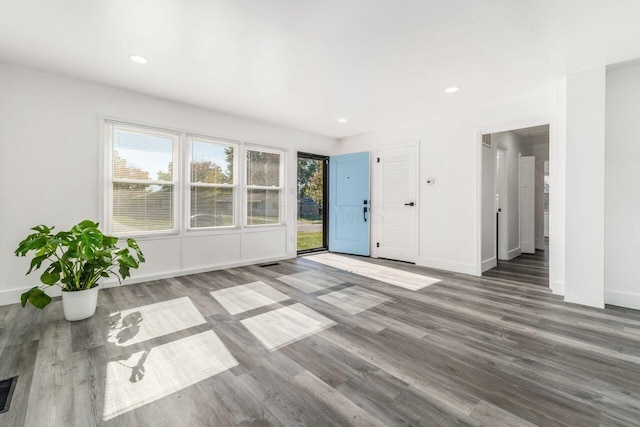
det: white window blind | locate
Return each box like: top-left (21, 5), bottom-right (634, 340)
top-left (110, 125), bottom-right (178, 235)
top-left (189, 137), bottom-right (237, 228)
top-left (246, 149), bottom-right (283, 225)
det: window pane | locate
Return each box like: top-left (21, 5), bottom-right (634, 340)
top-left (190, 187), bottom-right (234, 227)
top-left (112, 183), bottom-right (173, 233)
top-left (297, 157), bottom-right (325, 251)
top-left (247, 150), bottom-right (280, 187)
top-left (113, 128), bottom-right (174, 181)
top-left (191, 140), bottom-right (234, 184)
top-left (247, 189), bottom-right (280, 225)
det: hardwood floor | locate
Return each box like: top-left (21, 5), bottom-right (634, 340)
top-left (1, 252), bottom-right (640, 426)
top-left (483, 241), bottom-right (550, 287)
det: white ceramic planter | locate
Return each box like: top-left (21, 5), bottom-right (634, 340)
top-left (61, 286), bottom-right (99, 321)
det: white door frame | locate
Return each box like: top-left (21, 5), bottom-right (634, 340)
top-left (372, 140), bottom-right (420, 261)
top-left (519, 155), bottom-right (536, 254)
top-left (496, 146), bottom-right (509, 260)
top-left (475, 117), bottom-right (555, 279)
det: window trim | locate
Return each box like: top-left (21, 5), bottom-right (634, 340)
top-left (101, 119), bottom-right (288, 238)
top-left (105, 121), bottom-right (181, 238)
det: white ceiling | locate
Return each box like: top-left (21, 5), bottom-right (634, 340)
top-left (1, 1), bottom-right (640, 139)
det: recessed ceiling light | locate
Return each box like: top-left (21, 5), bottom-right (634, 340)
top-left (129, 55), bottom-right (149, 64)
top-left (445, 86), bottom-right (459, 94)
top-left (337, 118), bottom-right (347, 123)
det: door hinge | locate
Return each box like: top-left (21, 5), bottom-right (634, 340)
top-left (377, 157), bottom-right (380, 163)
top-left (376, 242), bottom-right (380, 248)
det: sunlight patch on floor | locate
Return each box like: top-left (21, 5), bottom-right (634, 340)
top-left (241, 303), bottom-right (336, 351)
top-left (305, 253), bottom-right (440, 291)
top-left (211, 281), bottom-right (290, 315)
top-left (107, 297), bottom-right (207, 347)
top-left (103, 330), bottom-right (238, 421)
top-left (276, 270), bottom-right (344, 293)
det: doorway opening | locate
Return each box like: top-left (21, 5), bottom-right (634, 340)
top-left (297, 152), bottom-right (328, 253)
top-left (481, 125), bottom-right (550, 287)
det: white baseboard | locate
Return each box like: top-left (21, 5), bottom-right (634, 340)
top-left (605, 289), bottom-right (640, 311)
top-left (416, 256), bottom-right (478, 276)
top-left (550, 280), bottom-right (565, 296)
top-left (507, 247), bottom-right (522, 260)
top-left (482, 257), bottom-right (497, 272)
top-left (0, 254), bottom-right (292, 307)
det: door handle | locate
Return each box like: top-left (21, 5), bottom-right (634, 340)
top-left (363, 206), bottom-right (368, 222)
top-left (404, 202), bottom-right (415, 206)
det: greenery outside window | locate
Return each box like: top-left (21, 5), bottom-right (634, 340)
top-left (109, 124), bottom-right (178, 235)
top-left (106, 122), bottom-right (286, 236)
top-left (188, 137), bottom-right (238, 229)
top-left (246, 148), bottom-right (283, 226)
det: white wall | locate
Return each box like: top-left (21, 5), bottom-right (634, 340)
top-left (549, 78), bottom-right (567, 296)
top-left (532, 140), bottom-right (549, 250)
top-left (338, 85), bottom-right (565, 280)
top-left (564, 66), bottom-right (606, 308)
top-left (0, 62), bottom-right (338, 306)
top-left (605, 62), bottom-right (640, 310)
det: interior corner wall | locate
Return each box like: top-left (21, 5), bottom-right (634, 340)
top-left (337, 87), bottom-right (560, 277)
top-left (0, 62), bottom-right (338, 306)
top-left (564, 66), bottom-right (606, 308)
top-left (481, 143), bottom-right (497, 271)
top-left (604, 62), bottom-right (640, 310)
top-left (548, 77), bottom-right (567, 296)
top-left (492, 131), bottom-right (534, 260)
top-left (532, 140), bottom-right (549, 251)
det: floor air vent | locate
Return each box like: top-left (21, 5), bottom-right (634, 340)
top-left (0, 376), bottom-right (17, 414)
top-left (260, 262), bottom-right (280, 268)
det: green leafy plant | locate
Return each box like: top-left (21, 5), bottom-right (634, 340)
top-left (15, 220), bottom-right (145, 309)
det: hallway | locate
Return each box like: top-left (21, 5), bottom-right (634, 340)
top-left (484, 240), bottom-right (549, 287)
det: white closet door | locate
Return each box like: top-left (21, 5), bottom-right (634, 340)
top-left (376, 144), bottom-right (418, 263)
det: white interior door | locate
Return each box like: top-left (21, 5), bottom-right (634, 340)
top-left (519, 156), bottom-right (535, 254)
top-left (376, 144), bottom-right (418, 263)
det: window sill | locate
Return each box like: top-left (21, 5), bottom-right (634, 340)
top-left (242, 224), bottom-right (287, 233)
top-left (185, 226), bottom-right (241, 237)
top-left (114, 231), bottom-right (181, 241)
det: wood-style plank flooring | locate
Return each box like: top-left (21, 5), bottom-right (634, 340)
top-left (483, 241), bottom-right (550, 287)
top-left (1, 251), bottom-right (640, 426)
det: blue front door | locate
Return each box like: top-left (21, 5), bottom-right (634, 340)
top-left (329, 152), bottom-right (370, 256)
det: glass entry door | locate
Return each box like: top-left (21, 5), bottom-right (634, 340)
top-left (297, 153), bottom-right (328, 253)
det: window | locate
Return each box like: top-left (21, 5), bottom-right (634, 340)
top-left (105, 121), bottom-right (285, 236)
top-left (246, 148), bottom-right (283, 225)
top-left (189, 137), bottom-right (237, 228)
top-left (109, 125), bottom-right (178, 235)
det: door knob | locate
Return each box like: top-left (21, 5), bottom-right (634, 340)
top-left (404, 202), bottom-right (415, 206)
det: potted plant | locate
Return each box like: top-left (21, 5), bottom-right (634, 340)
top-left (15, 220), bottom-right (145, 321)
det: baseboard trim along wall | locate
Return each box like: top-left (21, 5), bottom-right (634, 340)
top-left (416, 256), bottom-right (478, 276)
top-left (605, 289), bottom-right (640, 311)
top-left (551, 280), bottom-right (565, 296)
top-left (482, 257), bottom-right (497, 272)
top-left (507, 247), bottom-right (522, 260)
top-left (0, 254), bottom-right (292, 307)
